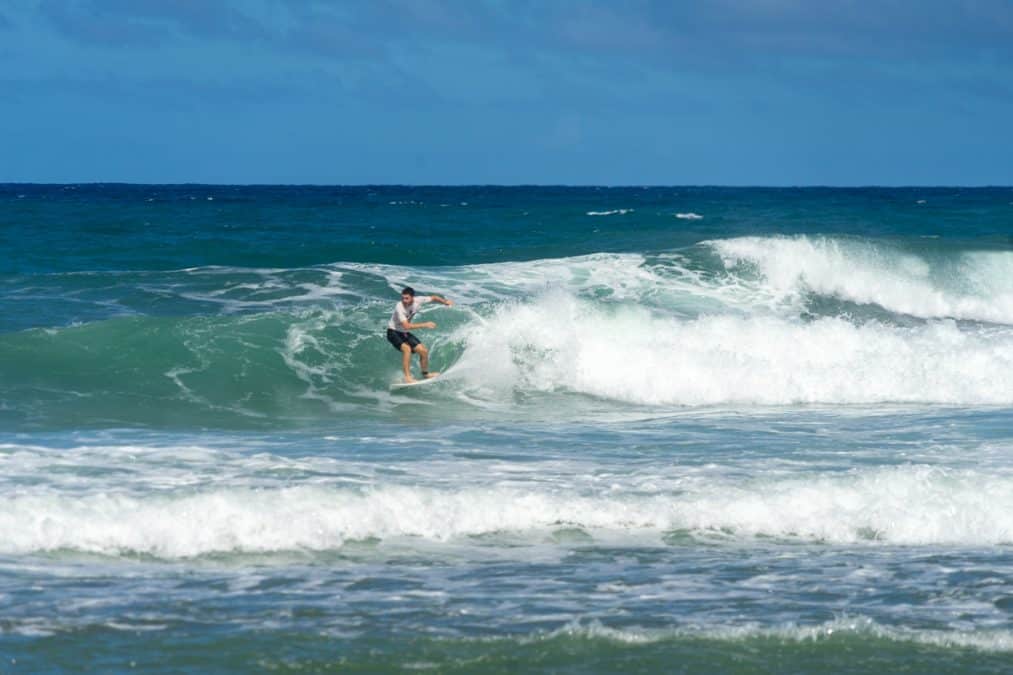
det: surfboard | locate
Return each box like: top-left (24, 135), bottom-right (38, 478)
top-left (390, 372), bottom-right (443, 389)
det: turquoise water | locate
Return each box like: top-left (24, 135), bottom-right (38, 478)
top-left (2, 185), bottom-right (1013, 672)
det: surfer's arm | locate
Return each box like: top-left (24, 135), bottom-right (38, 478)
top-left (429, 295), bottom-right (454, 307)
top-left (400, 319), bottom-right (436, 330)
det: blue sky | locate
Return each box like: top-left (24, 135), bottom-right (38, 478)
top-left (2, 1), bottom-right (1012, 185)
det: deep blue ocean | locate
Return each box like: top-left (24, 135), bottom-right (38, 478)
top-left (2, 184), bottom-right (1013, 672)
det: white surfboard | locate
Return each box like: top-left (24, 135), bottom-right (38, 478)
top-left (390, 372), bottom-right (444, 390)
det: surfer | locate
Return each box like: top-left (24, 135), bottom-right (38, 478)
top-left (386, 286), bottom-right (453, 383)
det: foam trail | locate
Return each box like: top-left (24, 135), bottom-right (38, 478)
top-left (709, 236), bottom-right (1013, 324)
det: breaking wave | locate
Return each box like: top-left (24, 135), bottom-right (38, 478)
top-left (3, 463), bottom-right (1011, 557)
top-left (3, 235), bottom-right (1013, 427)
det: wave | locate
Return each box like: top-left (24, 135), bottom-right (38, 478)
top-left (4, 236), bottom-right (1013, 427)
top-left (449, 292), bottom-right (1013, 406)
top-left (11, 235), bottom-right (1013, 324)
top-left (586, 209), bottom-right (633, 216)
top-left (3, 290), bottom-right (1013, 429)
top-left (543, 617), bottom-right (1013, 653)
top-left (6, 616), bottom-right (1011, 662)
top-left (3, 464), bottom-right (1011, 557)
top-left (708, 235), bottom-right (1013, 324)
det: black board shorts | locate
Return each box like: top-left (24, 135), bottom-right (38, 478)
top-left (386, 328), bottom-right (421, 351)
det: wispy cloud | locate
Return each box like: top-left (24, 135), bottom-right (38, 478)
top-left (33, 1), bottom-right (1013, 69)
top-left (1, 71), bottom-right (309, 107)
top-left (39, 0), bottom-right (269, 47)
top-left (5, 0), bottom-right (1012, 183)
top-left (7, 0), bottom-right (1008, 114)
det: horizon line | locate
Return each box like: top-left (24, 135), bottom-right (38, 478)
top-left (3, 182), bottom-right (1013, 190)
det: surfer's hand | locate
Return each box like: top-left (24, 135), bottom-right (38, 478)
top-left (424, 321), bottom-right (437, 329)
top-left (446, 299), bottom-right (454, 307)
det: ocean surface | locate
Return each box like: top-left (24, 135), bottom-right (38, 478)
top-left (2, 184), bottom-right (1013, 672)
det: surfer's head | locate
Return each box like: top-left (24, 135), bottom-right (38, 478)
top-left (401, 287), bottom-right (415, 305)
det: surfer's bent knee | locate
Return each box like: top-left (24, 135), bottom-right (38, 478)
top-left (414, 344), bottom-right (428, 355)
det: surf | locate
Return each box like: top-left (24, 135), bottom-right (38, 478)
top-left (707, 235), bottom-right (1013, 324)
top-left (3, 461), bottom-right (1011, 558)
top-left (4, 234), bottom-right (1013, 430)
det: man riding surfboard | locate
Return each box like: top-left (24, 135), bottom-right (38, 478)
top-left (386, 286), bottom-right (453, 383)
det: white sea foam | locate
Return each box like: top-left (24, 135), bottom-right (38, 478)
top-left (174, 267), bottom-right (350, 312)
top-left (345, 236), bottom-right (1013, 327)
top-left (342, 253), bottom-right (663, 305)
top-left (101, 237), bottom-right (1013, 328)
top-left (547, 617), bottom-right (1013, 652)
top-left (675, 212), bottom-right (704, 220)
top-left (2, 464), bottom-right (1011, 557)
top-left (450, 292), bottom-right (1013, 406)
top-left (709, 235), bottom-right (1013, 324)
top-left (586, 209), bottom-right (633, 216)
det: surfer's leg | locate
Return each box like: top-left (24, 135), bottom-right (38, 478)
top-left (414, 343), bottom-right (429, 374)
top-left (400, 343), bottom-right (415, 382)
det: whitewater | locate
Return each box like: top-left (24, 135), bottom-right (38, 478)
top-left (2, 185), bottom-right (1012, 672)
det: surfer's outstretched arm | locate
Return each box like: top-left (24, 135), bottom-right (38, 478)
top-left (428, 295), bottom-right (454, 307)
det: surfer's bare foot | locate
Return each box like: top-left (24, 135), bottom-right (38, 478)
top-left (424, 371), bottom-right (439, 379)
top-left (404, 375), bottom-right (416, 383)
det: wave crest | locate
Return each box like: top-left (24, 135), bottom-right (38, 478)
top-left (709, 236), bottom-right (1013, 324)
top-left (4, 465), bottom-right (1011, 557)
top-left (450, 293), bottom-right (1013, 406)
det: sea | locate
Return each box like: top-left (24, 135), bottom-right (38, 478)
top-left (2, 184), bottom-right (1012, 673)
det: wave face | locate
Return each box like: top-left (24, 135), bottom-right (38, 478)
top-left (4, 235), bottom-right (1013, 427)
